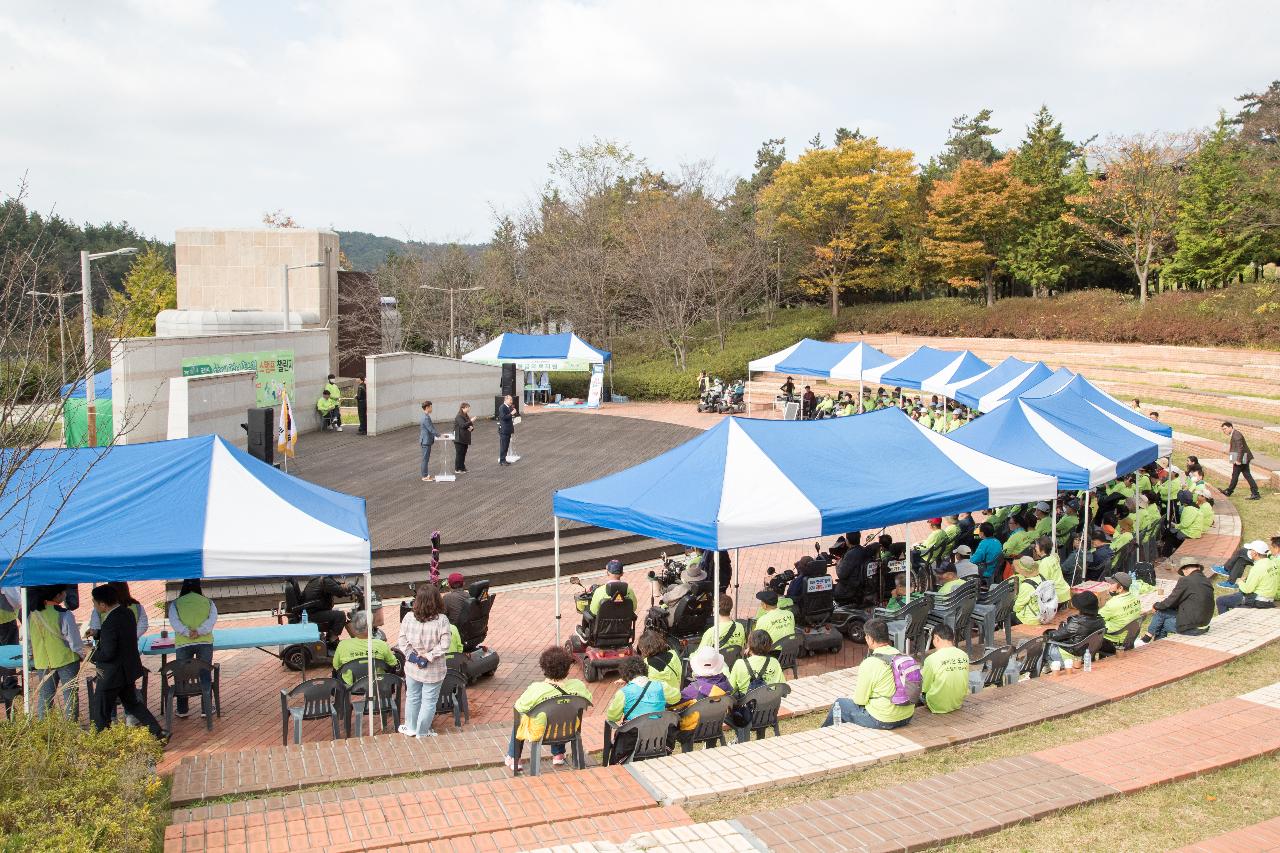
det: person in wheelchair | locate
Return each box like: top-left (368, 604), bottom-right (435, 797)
top-left (786, 555), bottom-right (834, 614)
top-left (582, 560), bottom-right (637, 628)
top-left (659, 561), bottom-right (708, 618)
top-left (834, 532), bottom-right (870, 606)
top-left (332, 611), bottom-right (399, 686)
top-left (301, 575), bottom-right (355, 643)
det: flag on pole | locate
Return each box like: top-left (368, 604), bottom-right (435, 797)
top-left (277, 391), bottom-right (297, 458)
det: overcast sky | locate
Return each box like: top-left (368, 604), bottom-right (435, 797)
top-left (1, 0), bottom-right (1275, 244)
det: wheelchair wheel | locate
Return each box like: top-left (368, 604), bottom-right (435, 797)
top-left (282, 644), bottom-right (310, 672)
top-left (583, 660), bottom-right (598, 683)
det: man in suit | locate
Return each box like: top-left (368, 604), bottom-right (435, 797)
top-left (419, 400), bottom-right (438, 482)
top-left (497, 393), bottom-right (516, 466)
top-left (1221, 421), bottom-right (1261, 500)
top-left (88, 584), bottom-right (164, 740)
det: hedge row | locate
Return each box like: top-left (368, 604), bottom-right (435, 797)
top-left (845, 286), bottom-right (1280, 349)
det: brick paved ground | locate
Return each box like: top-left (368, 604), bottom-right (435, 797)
top-left (1171, 816), bottom-right (1280, 852)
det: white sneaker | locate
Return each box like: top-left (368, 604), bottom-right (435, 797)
top-left (397, 724), bottom-right (416, 737)
top-left (552, 754), bottom-right (566, 766)
top-left (336, 425), bottom-right (343, 432)
top-left (504, 754), bottom-right (524, 771)
top-left (1133, 638), bottom-right (1147, 648)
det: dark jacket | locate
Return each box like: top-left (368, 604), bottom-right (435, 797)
top-left (91, 605), bottom-right (145, 689)
top-left (419, 414), bottom-right (438, 446)
top-left (1045, 611), bottom-right (1105, 649)
top-left (453, 412), bottom-right (474, 446)
top-left (443, 588), bottom-right (470, 626)
top-left (836, 543), bottom-right (869, 586)
top-left (1154, 572), bottom-right (1215, 632)
top-left (1229, 429), bottom-right (1254, 466)
top-left (497, 403), bottom-right (515, 436)
top-left (355, 383), bottom-right (367, 410)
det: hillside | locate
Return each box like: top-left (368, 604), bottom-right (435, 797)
top-left (336, 230), bottom-right (486, 271)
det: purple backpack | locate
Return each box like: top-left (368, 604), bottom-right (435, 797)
top-left (873, 651), bottom-right (923, 706)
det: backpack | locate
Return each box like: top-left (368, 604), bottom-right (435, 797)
top-left (872, 651), bottom-right (922, 706)
top-left (728, 657), bottom-right (769, 728)
top-left (1033, 578), bottom-right (1058, 624)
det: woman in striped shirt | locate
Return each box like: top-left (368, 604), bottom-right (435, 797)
top-left (397, 585), bottom-right (452, 737)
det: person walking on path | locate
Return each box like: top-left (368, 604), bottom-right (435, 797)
top-left (419, 400), bottom-right (438, 482)
top-left (397, 585), bottom-right (451, 738)
top-left (1221, 421), bottom-right (1261, 500)
top-left (497, 394), bottom-right (516, 466)
top-left (453, 402), bottom-right (475, 473)
top-left (87, 584), bottom-right (164, 740)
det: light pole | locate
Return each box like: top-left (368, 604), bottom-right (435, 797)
top-left (27, 289), bottom-right (81, 387)
top-left (420, 285), bottom-right (483, 358)
top-left (281, 261), bottom-right (326, 331)
top-left (81, 247), bottom-right (138, 447)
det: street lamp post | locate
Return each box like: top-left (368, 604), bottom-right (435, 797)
top-left (81, 247), bottom-right (138, 447)
top-left (420, 285), bottom-right (483, 358)
top-left (281, 261), bottom-right (326, 331)
top-left (27, 289), bottom-right (81, 387)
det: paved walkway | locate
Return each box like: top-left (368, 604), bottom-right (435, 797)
top-left (1171, 816), bottom-right (1280, 852)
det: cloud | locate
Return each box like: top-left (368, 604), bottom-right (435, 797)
top-left (0, 0), bottom-right (1274, 242)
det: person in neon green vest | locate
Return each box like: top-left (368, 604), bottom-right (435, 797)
top-left (0, 587), bottom-right (20, 690)
top-left (1031, 502), bottom-right (1053, 539)
top-left (168, 578), bottom-right (218, 719)
top-left (332, 610), bottom-right (399, 687)
top-left (1003, 517), bottom-right (1035, 560)
top-left (753, 589), bottom-right (795, 643)
top-left (30, 586), bottom-right (84, 718)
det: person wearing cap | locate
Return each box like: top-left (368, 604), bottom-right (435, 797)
top-left (884, 577), bottom-right (924, 613)
top-left (919, 518), bottom-right (946, 559)
top-left (1067, 528), bottom-right (1112, 582)
top-left (698, 594), bottom-right (746, 652)
top-left (1195, 490), bottom-right (1215, 533)
top-left (673, 645), bottom-right (733, 747)
top-left (1031, 502), bottom-right (1053, 538)
top-left (332, 610), bottom-right (400, 686)
top-left (1003, 516), bottom-right (1035, 560)
top-left (822, 617), bottom-right (914, 730)
top-left (971, 522), bottom-right (1003, 582)
top-left (589, 560), bottom-right (636, 616)
top-left (1098, 572), bottom-right (1142, 654)
top-left (1214, 540), bottom-right (1272, 590)
top-left (1056, 502), bottom-right (1080, 542)
top-left (1043, 591), bottom-right (1105, 668)
top-left (920, 624), bottom-right (970, 713)
top-left (1032, 537), bottom-right (1070, 604)
top-left (952, 545), bottom-right (978, 579)
top-left (1012, 557), bottom-right (1045, 625)
top-left (753, 589), bottom-right (796, 644)
top-left (1143, 559), bottom-right (1214, 642)
top-left (1216, 536), bottom-right (1280, 615)
top-left (442, 573), bottom-right (469, 627)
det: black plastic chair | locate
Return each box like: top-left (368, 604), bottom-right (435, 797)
top-left (280, 678), bottom-right (342, 745)
top-left (720, 644), bottom-right (743, 671)
top-left (732, 682), bottom-right (792, 743)
top-left (1011, 635), bottom-right (1046, 681)
top-left (160, 659), bottom-right (221, 733)
top-left (1117, 619), bottom-right (1143, 652)
top-left (878, 596), bottom-right (931, 655)
top-left (971, 579), bottom-right (1016, 648)
top-left (345, 672), bottom-right (403, 737)
top-left (678, 694), bottom-right (731, 752)
top-left (1044, 628), bottom-right (1105, 668)
top-left (86, 669), bottom-right (150, 723)
top-left (435, 665), bottom-right (470, 728)
top-left (603, 709), bottom-right (678, 766)
top-left (511, 694), bottom-right (592, 776)
top-left (770, 635), bottom-right (801, 679)
top-left (970, 645), bottom-right (1014, 691)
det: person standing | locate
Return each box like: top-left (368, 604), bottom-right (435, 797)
top-left (453, 402), bottom-right (475, 474)
top-left (396, 585), bottom-right (451, 738)
top-left (168, 579), bottom-right (217, 719)
top-left (419, 400), bottom-right (438, 482)
top-left (29, 586), bottom-right (83, 719)
top-left (355, 377), bottom-right (368, 435)
top-left (497, 394), bottom-right (516, 466)
top-left (1221, 421), bottom-right (1261, 500)
top-left (87, 584), bottom-right (164, 740)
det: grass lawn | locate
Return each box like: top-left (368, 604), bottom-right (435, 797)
top-left (685, 643), bottom-right (1280, 826)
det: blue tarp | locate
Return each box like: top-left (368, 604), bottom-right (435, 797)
top-left (871, 347), bottom-right (989, 391)
top-left (953, 358), bottom-right (1056, 412)
top-left (774, 340), bottom-right (863, 378)
top-left (462, 332), bottom-right (610, 367)
top-left (0, 435), bottom-right (369, 586)
top-left (60, 369), bottom-right (111, 400)
top-left (553, 407), bottom-right (1056, 551)
top-left (1021, 372), bottom-right (1172, 437)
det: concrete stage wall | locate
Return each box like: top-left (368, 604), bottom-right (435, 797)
top-left (111, 328), bottom-right (330, 445)
top-left (166, 370), bottom-right (256, 448)
top-left (365, 352), bottom-right (514, 435)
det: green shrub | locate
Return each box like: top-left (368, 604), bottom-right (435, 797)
top-left (0, 711), bottom-right (166, 852)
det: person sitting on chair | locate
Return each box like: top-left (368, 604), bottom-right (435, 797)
top-left (301, 575), bottom-right (354, 643)
top-left (970, 523), bottom-right (1003, 583)
top-left (698, 595), bottom-right (745, 652)
top-left (727, 629), bottom-right (785, 697)
top-left (316, 389), bottom-right (341, 431)
top-left (506, 646), bottom-right (592, 772)
top-left (1043, 591), bottom-right (1104, 669)
top-left (638, 630), bottom-right (682, 695)
top-left (752, 589), bottom-right (795, 644)
top-left (1032, 537), bottom-right (1070, 605)
top-left (952, 545), bottom-right (978, 579)
top-left (332, 611), bottom-right (399, 686)
top-left (603, 655), bottom-right (680, 764)
top-left (673, 645), bottom-right (732, 749)
top-left (934, 566), bottom-right (965, 596)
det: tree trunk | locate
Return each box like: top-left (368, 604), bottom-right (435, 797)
top-left (984, 269), bottom-right (995, 307)
top-left (830, 281), bottom-right (839, 318)
top-left (1137, 269), bottom-right (1148, 305)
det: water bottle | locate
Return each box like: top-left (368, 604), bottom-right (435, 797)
top-left (1083, 649), bottom-right (1092, 672)
top-left (301, 610), bottom-right (309, 625)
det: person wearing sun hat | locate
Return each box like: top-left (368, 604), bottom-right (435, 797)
top-left (1012, 556), bottom-right (1045, 625)
top-left (673, 644), bottom-right (733, 747)
top-left (1142, 557), bottom-right (1214, 643)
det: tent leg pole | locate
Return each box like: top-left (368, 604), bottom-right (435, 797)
top-left (20, 588), bottom-right (28, 716)
top-left (734, 548), bottom-right (740, 621)
top-left (745, 371), bottom-right (751, 416)
top-left (365, 571), bottom-right (374, 738)
top-left (1079, 494), bottom-right (1091, 585)
top-left (553, 517), bottom-right (561, 648)
top-left (713, 551), bottom-right (720, 647)
top-left (904, 523), bottom-right (912, 598)
top-left (1051, 495), bottom-right (1058, 558)
top-left (859, 378), bottom-right (864, 413)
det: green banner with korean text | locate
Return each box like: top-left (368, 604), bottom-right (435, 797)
top-left (181, 349), bottom-right (295, 408)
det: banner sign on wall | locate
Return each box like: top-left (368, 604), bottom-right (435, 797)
top-left (586, 364), bottom-right (604, 408)
top-left (181, 350), bottom-right (295, 408)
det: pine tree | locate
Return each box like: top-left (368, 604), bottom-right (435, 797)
top-left (1008, 106), bottom-right (1083, 296)
top-left (102, 246), bottom-right (176, 337)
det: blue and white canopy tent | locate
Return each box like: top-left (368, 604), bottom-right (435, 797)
top-left (863, 346), bottom-right (990, 393)
top-left (461, 332), bottom-right (611, 372)
top-left (551, 407), bottom-right (1057, 643)
top-left (61, 368), bottom-right (113, 447)
top-left (1021, 372), bottom-right (1173, 438)
top-left (0, 434), bottom-right (372, 716)
top-left (941, 357), bottom-right (1058, 413)
top-left (745, 339), bottom-right (892, 413)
